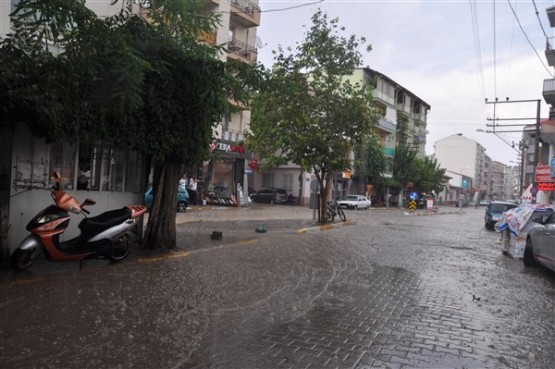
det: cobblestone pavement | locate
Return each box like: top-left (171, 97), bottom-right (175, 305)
top-left (1, 205), bottom-right (554, 369)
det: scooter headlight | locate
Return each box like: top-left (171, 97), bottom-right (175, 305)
top-left (37, 214), bottom-right (56, 224)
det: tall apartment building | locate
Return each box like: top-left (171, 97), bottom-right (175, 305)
top-left (340, 68), bottom-right (430, 205)
top-left (536, 5), bottom-right (555, 203)
top-left (491, 161), bottom-right (505, 200)
top-left (434, 133), bottom-right (491, 201)
top-left (195, 0), bottom-right (260, 203)
top-left (351, 68), bottom-right (430, 159)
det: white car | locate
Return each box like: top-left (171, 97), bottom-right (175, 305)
top-left (337, 195), bottom-right (371, 210)
top-left (523, 210), bottom-right (555, 272)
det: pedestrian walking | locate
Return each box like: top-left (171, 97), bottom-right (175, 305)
top-left (188, 178), bottom-right (197, 205)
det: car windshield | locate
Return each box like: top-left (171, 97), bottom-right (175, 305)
top-left (345, 196), bottom-right (358, 200)
top-left (490, 203), bottom-right (516, 212)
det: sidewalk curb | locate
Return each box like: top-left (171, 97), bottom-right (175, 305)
top-left (297, 220), bottom-right (357, 234)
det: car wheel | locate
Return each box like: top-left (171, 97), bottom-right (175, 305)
top-left (177, 201), bottom-right (187, 213)
top-left (523, 238), bottom-right (539, 267)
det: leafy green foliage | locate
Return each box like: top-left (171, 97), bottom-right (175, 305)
top-left (391, 144), bottom-right (445, 199)
top-left (247, 11), bottom-right (379, 222)
top-left (354, 136), bottom-right (387, 185)
top-left (2, 0), bottom-right (255, 249)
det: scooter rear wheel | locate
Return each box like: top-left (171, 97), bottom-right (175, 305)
top-left (10, 247), bottom-right (40, 271)
top-left (107, 235), bottom-right (131, 262)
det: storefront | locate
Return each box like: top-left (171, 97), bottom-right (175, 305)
top-left (197, 140), bottom-right (253, 206)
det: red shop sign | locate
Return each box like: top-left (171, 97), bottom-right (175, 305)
top-left (535, 165), bottom-right (555, 183)
top-left (538, 182), bottom-right (555, 191)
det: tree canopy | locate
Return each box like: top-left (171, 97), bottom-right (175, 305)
top-left (247, 11), bottom-right (380, 222)
top-left (1, 0), bottom-right (254, 249)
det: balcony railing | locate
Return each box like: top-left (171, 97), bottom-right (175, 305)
top-left (413, 134), bottom-right (426, 144)
top-left (546, 37), bottom-right (555, 67)
top-left (221, 129), bottom-right (245, 142)
top-left (230, 0), bottom-right (261, 27)
top-left (227, 37), bottom-right (257, 63)
top-left (543, 78), bottom-right (555, 105)
top-left (376, 118), bottom-right (396, 133)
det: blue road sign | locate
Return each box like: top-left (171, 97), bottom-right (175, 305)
top-left (409, 191), bottom-right (418, 200)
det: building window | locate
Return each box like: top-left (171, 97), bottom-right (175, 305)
top-left (49, 142), bottom-right (76, 190)
top-left (262, 173), bottom-right (273, 188)
top-left (283, 174), bottom-right (293, 192)
top-left (52, 141), bottom-right (145, 193)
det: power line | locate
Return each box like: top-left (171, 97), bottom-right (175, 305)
top-left (506, 0), bottom-right (554, 77)
top-left (262, 0), bottom-right (324, 13)
top-left (470, 0), bottom-right (487, 103)
top-left (531, 0), bottom-right (550, 39)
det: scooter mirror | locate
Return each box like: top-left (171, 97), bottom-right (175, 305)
top-left (81, 198), bottom-right (96, 207)
top-left (52, 171), bottom-right (62, 181)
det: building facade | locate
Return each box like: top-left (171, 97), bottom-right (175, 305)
top-left (0, 0), bottom-right (148, 261)
top-left (433, 133), bottom-right (492, 203)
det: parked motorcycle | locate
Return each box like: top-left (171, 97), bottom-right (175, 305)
top-left (10, 172), bottom-right (146, 271)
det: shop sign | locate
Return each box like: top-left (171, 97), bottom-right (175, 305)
top-left (538, 182), bottom-right (555, 191)
top-left (211, 142), bottom-right (246, 154)
top-left (534, 165), bottom-right (555, 183)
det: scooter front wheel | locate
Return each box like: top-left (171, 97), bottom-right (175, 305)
top-left (107, 235), bottom-right (131, 262)
top-left (10, 247), bottom-right (41, 271)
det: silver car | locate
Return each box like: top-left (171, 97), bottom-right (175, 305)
top-left (523, 210), bottom-right (555, 272)
top-left (337, 195), bottom-right (371, 210)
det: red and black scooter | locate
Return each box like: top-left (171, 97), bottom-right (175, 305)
top-left (10, 172), bottom-right (146, 271)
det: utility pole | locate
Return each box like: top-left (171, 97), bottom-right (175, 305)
top-left (484, 98), bottom-right (542, 198)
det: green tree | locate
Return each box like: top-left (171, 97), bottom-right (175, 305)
top-left (2, 0), bottom-right (252, 249)
top-left (354, 135), bottom-right (387, 189)
top-left (247, 11), bottom-right (379, 222)
top-left (392, 145), bottom-right (417, 188)
top-left (411, 156), bottom-right (446, 195)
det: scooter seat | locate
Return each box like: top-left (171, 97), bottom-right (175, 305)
top-left (78, 208), bottom-right (132, 240)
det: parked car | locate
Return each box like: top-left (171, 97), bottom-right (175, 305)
top-left (337, 195), bottom-right (371, 210)
top-left (144, 186), bottom-right (189, 212)
top-left (523, 210), bottom-right (555, 272)
top-left (249, 188), bottom-right (288, 204)
top-left (484, 201), bottom-right (518, 230)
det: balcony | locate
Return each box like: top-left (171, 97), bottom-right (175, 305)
top-left (372, 89), bottom-right (395, 106)
top-left (546, 37), bottom-right (555, 67)
top-left (376, 118), bottom-right (396, 133)
top-left (383, 147), bottom-right (395, 157)
top-left (227, 38), bottom-right (257, 64)
top-left (396, 102), bottom-right (412, 117)
top-left (413, 134), bottom-right (426, 144)
top-left (230, 0), bottom-right (260, 28)
top-left (547, 5), bottom-right (555, 27)
top-left (543, 79), bottom-right (555, 105)
top-left (221, 129), bottom-right (245, 142)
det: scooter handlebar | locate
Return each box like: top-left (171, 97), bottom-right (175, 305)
top-left (81, 208), bottom-right (90, 215)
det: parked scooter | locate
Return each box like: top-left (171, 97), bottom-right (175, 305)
top-left (10, 172), bottom-right (146, 271)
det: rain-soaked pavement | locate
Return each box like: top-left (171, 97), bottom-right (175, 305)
top-left (0, 205), bottom-right (554, 369)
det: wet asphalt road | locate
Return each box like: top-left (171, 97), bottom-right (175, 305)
top-left (0, 205), bottom-right (554, 369)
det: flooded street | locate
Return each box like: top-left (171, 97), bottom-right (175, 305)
top-left (1, 206), bottom-right (554, 368)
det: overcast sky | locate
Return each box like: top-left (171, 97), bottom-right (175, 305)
top-left (256, 0), bottom-right (555, 166)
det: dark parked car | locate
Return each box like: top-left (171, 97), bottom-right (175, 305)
top-left (144, 186), bottom-right (189, 213)
top-left (484, 201), bottom-right (518, 230)
top-left (250, 188), bottom-right (288, 204)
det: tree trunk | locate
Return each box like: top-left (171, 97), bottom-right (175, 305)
top-left (143, 159), bottom-right (180, 250)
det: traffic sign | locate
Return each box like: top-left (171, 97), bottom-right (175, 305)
top-left (409, 200), bottom-right (417, 211)
top-left (409, 191), bottom-right (418, 200)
